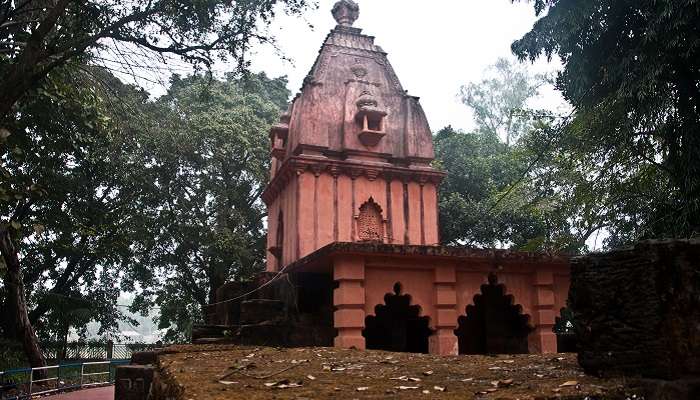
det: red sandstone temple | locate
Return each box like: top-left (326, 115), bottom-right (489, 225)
top-left (205, 0), bottom-right (570, 356)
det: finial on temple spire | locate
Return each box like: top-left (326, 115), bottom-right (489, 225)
top-left (332, 0), bottom-right (359, 26)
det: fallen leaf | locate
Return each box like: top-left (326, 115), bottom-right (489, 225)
top-left (560, 380), bottom-right (578, 387)
top-left (433, 386), bottom-right (446, 392)
top-left (218, 381), bottom-right (238, 385)
top-left (307, 375), bottom-right (316, 380)
top-left (422, 390), bottom-right (430, 394)
top-left (423, 370), bottom-right (434, 376)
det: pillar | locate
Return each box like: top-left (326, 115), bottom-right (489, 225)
top-left (333, 255), bottom-right (366, 349)
top-left (430, 264), bottom-right (458, 355)
top-left (529, 268), bottom-right (557, 353)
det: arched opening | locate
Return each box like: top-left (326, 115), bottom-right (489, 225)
top-left (357, 197), bottom-right (384, 242)
top-left (455, 273), bottom-right (532, 354)
top-left (363, 283), bottom-right (433, 353)
top-left (554, 307), bottom-right (577, 353)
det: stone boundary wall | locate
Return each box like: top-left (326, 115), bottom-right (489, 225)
top-left (570, 240), bottom-right (700, 379)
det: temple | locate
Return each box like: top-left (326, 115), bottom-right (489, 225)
top-left (209, 0), bottom-right (570, 355)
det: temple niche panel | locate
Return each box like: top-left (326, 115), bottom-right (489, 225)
top-left (357, 198), bottom-right (384, 242)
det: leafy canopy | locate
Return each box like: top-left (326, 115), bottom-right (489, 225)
top-left (0, 0), bottom-right (313, 121)
top-left (513, 0), bottom-right (700, 241)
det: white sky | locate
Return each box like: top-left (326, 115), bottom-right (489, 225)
top-left (246, 0), bottom-right (567, 132)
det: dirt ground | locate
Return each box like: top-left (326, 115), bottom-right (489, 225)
top-left (159, 345), bottom-right (642, 399)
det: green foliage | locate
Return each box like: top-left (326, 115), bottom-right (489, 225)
top-left (124, 73), bottom-right (289, 341)
top-left (0, 0), bottom-right (312, 121)
top-left (0, 339), bottom-right (27, 370)
top-left (1, 64), bottom-right (145, 340)
top-left (459, 58), bottom-right (547, 146)
top-left (438, 56), bottom-right (589, 252)
top-left (513, 0), bottom-right (700, 243)
top-left (435, 126), bottom-right (538, 248)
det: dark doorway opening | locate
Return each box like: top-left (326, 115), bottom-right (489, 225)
top-left (554, 307), bottom-right (578, 353)
top-left (455, 273), bottom-right (532, 354)
top-left (363, 283), bottom-right (434, 353)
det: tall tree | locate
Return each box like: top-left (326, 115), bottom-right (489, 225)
top-left (0, 0), bottom-right (312, 123)
top-left (1, 64), bottom-right (147, 367)
top-left (126, 73), bottom-right (288, 341)
top-left (437, 58), bottom-right (584, 251)
top-left (459, 58), bottom-right (546, 146)
top-left (513, 0), bottom-right (700, 242)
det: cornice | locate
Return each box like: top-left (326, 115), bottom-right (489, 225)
top-left (262, 156), bottom-right (446, 205)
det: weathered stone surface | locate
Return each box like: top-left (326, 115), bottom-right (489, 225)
top-left (570, 240), bottom-right (700, 379)
top-left (633, 378), bottom-right (700, 400)
top-left (130, 351), bottom-right (157, 365)
top-left (239, 299), bottom-right (285, 325)
top-left (114, 365), bottom-right (155, 400)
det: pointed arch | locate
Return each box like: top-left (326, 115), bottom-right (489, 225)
top-left (455, 273), bottom-right (533, 354)
top-left (357, 197), bottom-right (384, 242)
top-left (363, 282), bottom-right (434, 353)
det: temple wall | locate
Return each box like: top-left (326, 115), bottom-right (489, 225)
top-left (364, 265), bottom-right (436, 327)
top-left (333, 256), bottom-right (570, 355)
top-left (266, 170), bottom-right (441, 272)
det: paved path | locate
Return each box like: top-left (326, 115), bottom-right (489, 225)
top-left (46, 386), bottom-right (113, 400)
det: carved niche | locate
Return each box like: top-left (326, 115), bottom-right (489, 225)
top-left (356, 197), bottom-right (385, 242)
top-left (355, 90), bottom-right (387, 147)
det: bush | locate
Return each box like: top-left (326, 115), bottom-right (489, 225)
top-left (0, 339), bottom-right (27, 371)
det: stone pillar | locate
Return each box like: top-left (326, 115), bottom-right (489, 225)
top-left (430, 264), bottom-right (458, 355)
top-left (529, 268), bottom-right (557, 353)
top-left (333, 255), bottom-right (366, 349)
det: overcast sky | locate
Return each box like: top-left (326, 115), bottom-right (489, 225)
top-left (246, 0), bottom-right (567, 132)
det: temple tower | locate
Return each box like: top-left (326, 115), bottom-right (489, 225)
top-left (263, 0), bottom-right (445, 271)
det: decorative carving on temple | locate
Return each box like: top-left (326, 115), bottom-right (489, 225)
top-left (332, 0), bottom-right (359, 26)
top-left (356, 197), bottom-right (385, 242)
top-left (355, 90), bottom-right (387, 147)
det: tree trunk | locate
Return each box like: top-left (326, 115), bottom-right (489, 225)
top-left (0, 227), bottom-right (47, 369)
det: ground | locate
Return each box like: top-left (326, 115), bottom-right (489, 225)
top-left (45, 386), bottom-right (113, 400)
top-left (159, 345), bottom-right (641, 399)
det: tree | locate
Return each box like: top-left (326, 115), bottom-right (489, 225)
top-left (513, 0), bottom-right (700, 242)
top-left (459, 58), bottom-right (546, 146)
top-left (126, 73), bottom-right (288, 341)
top-left (435, 126), bottom-right (540, 248)
top-left (438, 56), bottom-right (584, 251)
top-left (0, 0), bottom-right (311, 123)
top-left (1, 64), bottom-right (147, 367)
